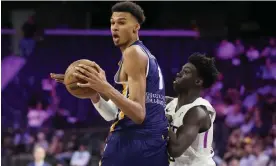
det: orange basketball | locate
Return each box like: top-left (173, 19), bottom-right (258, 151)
top-left (64, 59), bottom-right (98, 99)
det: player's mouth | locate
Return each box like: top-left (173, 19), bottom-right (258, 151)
top-left (112, 34), bottom-right (120, 42)
top-left (174, 76), bottom-right (182, 83)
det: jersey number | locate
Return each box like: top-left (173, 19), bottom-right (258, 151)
top-left (157, 66), bottom-right (164, 90)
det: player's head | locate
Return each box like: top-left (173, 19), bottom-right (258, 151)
top-left (111, 2), bottom-right (145, 47)
top-left (33, 145), bottom-right (46, 162)
top-left (173, 52), bottom-right (219, 93)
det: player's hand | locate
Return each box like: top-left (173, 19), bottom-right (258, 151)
top-left (50, 73), bottom-right (65, 84)
top-left (73, 62), bottom-right (111, 93)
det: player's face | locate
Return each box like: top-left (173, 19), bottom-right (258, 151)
top-left (111, 12), bottom-right (137, 47)
top-left (34, 147), bottom-right (45, 161)
top-left (173, 63), bottom-right (198, 92)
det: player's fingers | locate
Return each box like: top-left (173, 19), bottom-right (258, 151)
top-left (55, 79), bottom-right (64, 84)
top-left (76, 82), bottom-right (90, 88)
top-left (73, 72), bottom-right (92, 82)
top-left (80, 62), bottom-right (103, 73)
top-left (91, 62), bottom-right (103, 73)
top-left (78, 65), bottom-right (100, 78)
top-left (75, 66), bottom-right (93, 78)
top-left (50, 73), bottom-right (64, 80)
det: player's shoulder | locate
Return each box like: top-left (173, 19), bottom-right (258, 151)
top-left (182, 105), bottom-right (210, 126)
top-left (193, 97), bottom-right (215, 113)
top-left (123, 45), bottom-right (147, 65)
top-left (165, 98), bottom-right (177, 112)
top-left (124, 44), bottom-right (146, 58)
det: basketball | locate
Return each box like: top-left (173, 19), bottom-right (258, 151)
top-left (64, 59), bottom-right (98, 99)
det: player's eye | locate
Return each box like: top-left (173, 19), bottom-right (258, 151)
top-left (184, 70), bottom-right (190, 74)
top-left (118, 22), bottom-right (125, 25)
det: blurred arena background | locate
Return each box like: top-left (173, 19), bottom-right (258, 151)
top-left (1, 1), bottom-right (276, 166)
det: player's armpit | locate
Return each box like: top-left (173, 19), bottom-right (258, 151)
top-left (165, 96), bottom-right (174, 104)
top-left (103, 46), bottom-right (147, 124)
top-left (168, 106), bottom-right (211, 158)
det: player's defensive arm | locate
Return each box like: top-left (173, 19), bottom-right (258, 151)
top-left (168, 106), bottom-right (211, 158)
top-left (103, 46), bottom-right (147, 124)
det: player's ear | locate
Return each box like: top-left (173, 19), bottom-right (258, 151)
top-left (134, 23), bottom-right (140, 33)
top-left (195, 78), bottom-right (203, 86)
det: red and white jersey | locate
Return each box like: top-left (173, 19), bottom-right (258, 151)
top-left (166, 97), bottom-right (216, 166)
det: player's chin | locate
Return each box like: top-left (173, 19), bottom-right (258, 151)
top-left (173, 81), bottom-right (178, 90)
top-left (113, 42), bottom-right (120, 47)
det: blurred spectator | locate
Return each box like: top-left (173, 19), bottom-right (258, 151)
top-left (48, 136), bottom-right (63, 156)
top-left (20, 15), bottom-right (37, 58)
top-left (70, 144), bottom-right (91, 166)
top-left (252, 141), bottom-right (269, 166)
top-left (228, 157), bottom-right (240, 166)
top-left (240, 142), bottom-right (255, 166)
top-left (25, 135), bottom-right (36, 153)
top-left (234, 39), bottom-right (245, 56)
top-left (240, 113), bottom-right (254, 136)
top-left (35, 132), bottom-right (49, 151)
top-left (217, 39), bottom-right (236, 60)
top-left (261, 38), bottom-right (276, 80)
top-left (2, 135), bottom-right (14, 157)
top-left (225, 102), bottom-right (244, 130)
top-left (266, 147), bottom-right (276, 166)
top-left (232, 39), bottom-right (243, 67)
top-left (246, 45), bottom-right (260, 62)
top-left (41, 76), bottom-right (57, 104)
top-left (27, 145), bottom-right (51, 166)
top-left (209, 73), bottom-right (224, 97)
top-left (261, 38), bottom-right (276, 57)
top-left (56, 135), bottom-right (76, 165)
top-left (27, 101), bottom-right (49, 134)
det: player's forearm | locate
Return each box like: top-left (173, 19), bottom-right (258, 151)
top-left (167, 130), bottom-right (190, 158)
top-left (90, 94), bottom-right (118, 121)
top-left (104, 85), bottom-right (145, 124)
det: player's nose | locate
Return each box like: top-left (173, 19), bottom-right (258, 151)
top-left (111, 25), bottom-right (119, 32)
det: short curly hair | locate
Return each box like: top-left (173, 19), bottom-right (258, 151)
top-left (111, 1), bottom-right (146, 25)
top-left (188, 52), bottom-right (219, 89)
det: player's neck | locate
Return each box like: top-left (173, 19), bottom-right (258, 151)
top-left (120, 36), bottom-right (139, 52)
top-left (176, 90), bottom-right (201, 110)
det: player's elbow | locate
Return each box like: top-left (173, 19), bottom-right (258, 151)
top-left (168, 143), bottom-right (187, 158)
top-left (168, 148), bottom-right (183, 158)
top-left (133, 112), bottom-right (145, 124)
top-left (133, 108), bottom-right (146, 124)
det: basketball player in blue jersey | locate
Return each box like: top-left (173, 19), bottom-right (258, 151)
top-left (51, 2), bottom-right (169, 166)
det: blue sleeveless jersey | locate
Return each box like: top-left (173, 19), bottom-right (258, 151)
top-left (110, 40), bottom-right (168, 135)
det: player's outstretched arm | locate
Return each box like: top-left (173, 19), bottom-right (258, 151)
top-left (51, 72), bottom-right (115, 121)
top-left (168, 106), bottom-right (211, 158)
top-left (102, 46), bottom-right (147, 124)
